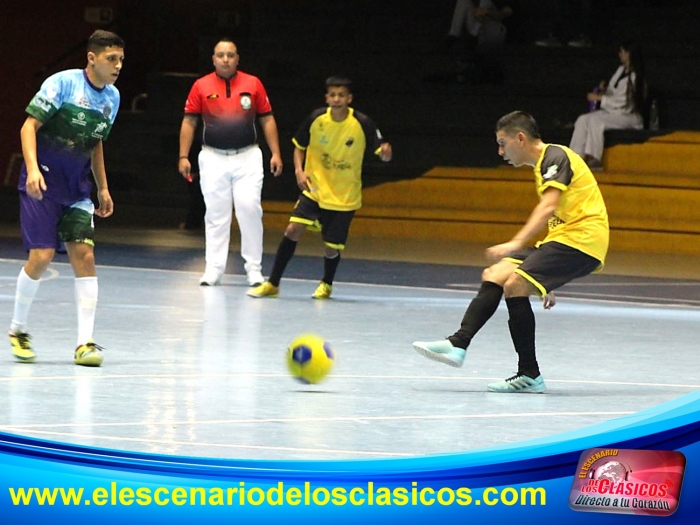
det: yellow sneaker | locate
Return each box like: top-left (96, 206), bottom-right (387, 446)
top-left (247, 281), bottom-right (279, 298)
top-left (312, 281), bottom-right (333, 299)
top-left (74, 341), bottom-right (104, 367)
top-left (9, 331), bottom-right (36, 363)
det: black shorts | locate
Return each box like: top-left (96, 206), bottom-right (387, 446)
top-left (290, 194), bottom-right (355, 250)
top-left (505, 241), bottom-right (601, 296)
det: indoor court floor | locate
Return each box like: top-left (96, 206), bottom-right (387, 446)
top-left (1, 226), bottom-right (699, 460)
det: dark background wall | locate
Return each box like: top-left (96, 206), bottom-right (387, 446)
top-left (2, 0), bottom-right (699, 213)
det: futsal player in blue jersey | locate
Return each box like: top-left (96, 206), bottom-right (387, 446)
top-left (8, 30), bottom-right (125, 367)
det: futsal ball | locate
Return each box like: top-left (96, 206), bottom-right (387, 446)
top-left (286, 333), bottom-right (335, 384)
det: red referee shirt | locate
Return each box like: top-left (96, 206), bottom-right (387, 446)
top-left (184, 70), bottom-right (273, 150)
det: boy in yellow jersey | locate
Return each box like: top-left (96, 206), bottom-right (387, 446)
top-left (248, 76), bottom-right (392, 299)
top-left (413, 111), bottom-right (609, 393)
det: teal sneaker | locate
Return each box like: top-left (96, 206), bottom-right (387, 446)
top-left (412, 340), bottom-right (466, 368)
top-left (487, 373), bottom-right (546, 393)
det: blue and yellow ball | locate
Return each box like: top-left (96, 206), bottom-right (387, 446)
top-left (286, 333), bottom-right (335, 384)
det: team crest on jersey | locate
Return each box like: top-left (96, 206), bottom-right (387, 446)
top-left (543, 164), bottom-right (559, 179)
top-left (240, 93), bottom-right (252, 110)
top-left (102, 105), bottom-right (112, 119)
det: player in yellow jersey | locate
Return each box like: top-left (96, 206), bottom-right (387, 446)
top-left (248, 76), bottom-right (392, 299)
top-left (414, 111), bottom-right (609, 393)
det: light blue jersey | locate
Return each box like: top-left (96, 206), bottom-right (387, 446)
top-left (19, 69), bottom-right (120, 204)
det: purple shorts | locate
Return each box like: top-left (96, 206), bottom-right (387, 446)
top-left (19, 193), bottom-right (94, 251)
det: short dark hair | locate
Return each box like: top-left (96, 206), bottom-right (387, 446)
top-left (87, 30), bottom-right (125, 53)
top-left (325, 75), bottom-right (352, 92)
top-left (214, 37), bottom-right (236, 51)
top-left (495, 111), bottom-right (541, 139)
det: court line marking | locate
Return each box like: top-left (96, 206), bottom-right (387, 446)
top-left (1, 372), bottom-right (698, 390)
top-left (0, 411), bottom-right (635, 431)
top-left (0, 430), bottom-right (412, 457)
top-left (3, 257), bottom-right (698, 290)
top-left (2, 258), bottom-right (699, 309)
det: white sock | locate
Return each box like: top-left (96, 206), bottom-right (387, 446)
top-left (10, 268), bottom-right (41, 334)
top-left (75, 276), bottom-right (98, 346)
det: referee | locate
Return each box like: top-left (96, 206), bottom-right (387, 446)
top-left (178, 38), bottom-right (283, 287)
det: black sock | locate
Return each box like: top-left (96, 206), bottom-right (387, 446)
top-left (322, 253), bottom-right (341, 285)
top-left (268, 236), bottom-right (297, 286)
top-left (505, 296), bottom-right (540, 378)
top-left (449, 281), bottom-right (503, 349)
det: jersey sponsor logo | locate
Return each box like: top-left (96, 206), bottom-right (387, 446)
top-left (92, 122), bottom-right (109, 139)
top-left (71, 112), bottom-right (88, 127)
top-left (240, 92), bottom-right (252, 110)
top-left (543, 164), bottom-right (559, 179)
top-left (321, 153), bottom-right (351, 171)
top-left (548, 215), bottom-right (565, 228)
top-left (31, 95), bottom-right (54, 113)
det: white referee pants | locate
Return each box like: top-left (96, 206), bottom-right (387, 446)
top-left (198, 146), bottom-right (264, 276)
top-left (569, 109), bottom-right (643, 161)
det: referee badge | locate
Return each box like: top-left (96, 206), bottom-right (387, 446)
top-left (240, 93), bottom-right (252, 110)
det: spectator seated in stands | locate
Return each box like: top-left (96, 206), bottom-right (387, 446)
top-left (569, 40), bottom-right (646, 170)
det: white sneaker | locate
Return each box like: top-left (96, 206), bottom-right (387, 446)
top-left (246, 270), bottom-right (265, 287)
top-left (199, 270), bottom-right (222, 286)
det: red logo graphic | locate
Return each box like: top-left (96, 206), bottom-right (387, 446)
top-left (569, 448), bottom-right (685, 516)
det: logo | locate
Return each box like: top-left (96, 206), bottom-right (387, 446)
top-left (543, 164), bottom-right (559, 179)
top-left (78, 96), bottom-right (91, 109)
top-left (71, 112), bottom-right (88, 126)
top-left (206, 94), bottom-right (219, 99)
top-left (345, 137), bottom-right (354, 147)
top-left (92, 122), bottom-right (109, 139)
top-left (102, 105), bottom-right (112, 119)
top-left (240, 93), bottom-right (252, 110)
top-left (569, 448), bottom-right (686, 517)
top-left (32, 95), bottom-right (53, 113)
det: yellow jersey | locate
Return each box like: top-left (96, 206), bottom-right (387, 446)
top-left (292, 107), bottom-right (385, 211)
top-left (535, 144), bottom-right (609, 266)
